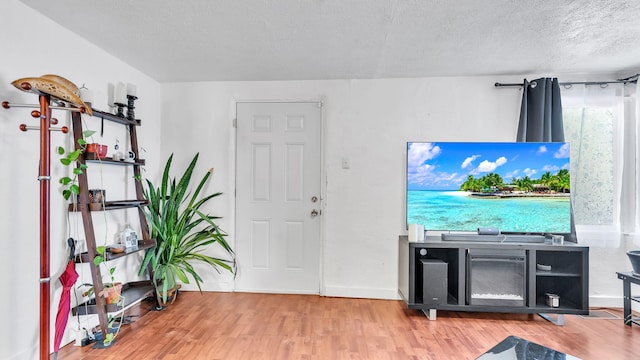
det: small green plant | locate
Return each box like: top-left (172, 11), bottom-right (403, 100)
top-left (103, 314), bottom-right (121, 346)
top-left (81, 246), bottom-right (122, 347)
top-left (80, 246), bottom-right (117, 298)
top-left (57, 129), bottom-right (96, 200)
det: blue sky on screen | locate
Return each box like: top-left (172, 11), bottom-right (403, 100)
top-left (407, 142), bottom-right (570, 190)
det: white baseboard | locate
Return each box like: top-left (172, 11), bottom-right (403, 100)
top-left (234, 288), bottom-right (319, 295)
top-left (589, 295), bottom-right (622, 308)
top-left (322, 285), bottom-right (399, 300)
top-left (588, 295), bottom-right (640, 312)
top-left (180, 281), bottom-right (235, 292)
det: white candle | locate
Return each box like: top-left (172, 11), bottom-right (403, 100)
top-left (107, 83), bottom-right (115, 107)
top-left (126, 83), bottom-right (137, 97)
top-left (115, 82), bottom-right (127, 104)
top-left (79, 86), bottom-right (93, 104)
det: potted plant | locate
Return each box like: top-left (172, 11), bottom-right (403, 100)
top-left (138, 153), bottom-right (235, 304)
top-left (98, 282), bottom-right (123, 304)
top-left (79, 255), bottom-right (123, 346)
top-left (80, 253), bottom-right (121, 304)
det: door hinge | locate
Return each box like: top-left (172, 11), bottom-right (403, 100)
top-left (233, 118), bottom-right (237, 128)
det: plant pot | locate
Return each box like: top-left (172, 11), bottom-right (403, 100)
top-left (627, 250), bottom-right (640, 276)
top-left (88, 189), bottom-right (106, 203)
top-left (157, 283), bottom-right (181, 305)
top-left (86, 143), bottom-right (108, 159)
top-left (99, 283), bottom-right (123, 304)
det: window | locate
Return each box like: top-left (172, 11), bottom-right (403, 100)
top-left (561, 83), bottom-right (638, 246)
top-left (564, 107), bottom-right (616, 226)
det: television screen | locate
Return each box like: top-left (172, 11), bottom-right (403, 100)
top-left (407, 142), bottom-right (571, 234)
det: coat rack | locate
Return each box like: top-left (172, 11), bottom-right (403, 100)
top-left (3, 94), bottom-right (83, 360)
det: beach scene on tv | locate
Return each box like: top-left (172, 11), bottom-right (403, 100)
top-left (407, 142), bottom-right (572, 233)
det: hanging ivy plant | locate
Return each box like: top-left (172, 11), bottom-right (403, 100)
top-left (57, 129), bottom-right (96, 200)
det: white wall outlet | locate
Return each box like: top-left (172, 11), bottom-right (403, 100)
top-left (76, 239), bottom-right (86, 254)
top-left (74, 328), bottom-right (88, 346)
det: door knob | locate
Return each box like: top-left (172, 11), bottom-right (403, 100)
top-left (311, 209), bottom-right (319, 217)
top-left (311, 196), bottom-right (318, 203)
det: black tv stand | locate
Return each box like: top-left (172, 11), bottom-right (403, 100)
top-left (398, 235), bottom-right (589, 324)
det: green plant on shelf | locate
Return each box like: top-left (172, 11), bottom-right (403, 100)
top-left (57, 129), bottom-right (96, 200)
top-left (80, 247), bottom-right (118, 301)
top-left (80, 246), bottom-right (123, 347)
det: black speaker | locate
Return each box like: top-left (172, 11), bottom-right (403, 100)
top-left (421, 259), bottom-right (448, 306)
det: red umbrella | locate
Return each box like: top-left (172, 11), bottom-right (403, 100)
top-left (53, 239), bottom-right (79, 358)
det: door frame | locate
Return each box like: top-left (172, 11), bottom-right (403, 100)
top-left (233, 99), bottom-right (326, 295)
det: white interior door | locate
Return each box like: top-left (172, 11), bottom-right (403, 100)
top-left (235, 102), bottom-right (322, 293)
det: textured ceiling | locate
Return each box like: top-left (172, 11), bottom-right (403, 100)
top-left (19, 0), bottom-right (640, 82)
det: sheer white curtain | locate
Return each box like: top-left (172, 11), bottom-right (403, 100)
top-left (628, 83), bottom-right (640, 244)
top-left (561, 82), bottom-right (639, 247)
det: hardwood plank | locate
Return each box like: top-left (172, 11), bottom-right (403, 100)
top-left (54, 292), bottom-right (639, 359)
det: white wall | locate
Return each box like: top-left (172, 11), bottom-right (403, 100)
top-left (0, 1), bottom-right (162, 359)
top-left (160, 78), bottom-right (524, 299)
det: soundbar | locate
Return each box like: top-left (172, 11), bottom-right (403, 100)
top-left (441, 233), bottom-right (546, 243)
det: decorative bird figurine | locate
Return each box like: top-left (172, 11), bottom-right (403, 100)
top-left (11, 74), bottom-right (92, 115)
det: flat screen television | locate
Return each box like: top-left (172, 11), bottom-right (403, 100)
top-left (406, 141), bottom-right (573, 236)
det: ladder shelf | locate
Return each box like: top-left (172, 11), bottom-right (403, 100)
top-left (69, 106), bottom-right (157, 345)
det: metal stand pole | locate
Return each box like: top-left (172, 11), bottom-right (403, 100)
top-left (37, 95), bottom-right (52, 360)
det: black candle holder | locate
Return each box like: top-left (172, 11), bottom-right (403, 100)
top-left (114, 102), bottom-right (126, 117)
top-left (126, 95), bottom-right (138, 120)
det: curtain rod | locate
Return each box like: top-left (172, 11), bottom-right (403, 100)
top-left (494, 73), bottom-right (639, 88)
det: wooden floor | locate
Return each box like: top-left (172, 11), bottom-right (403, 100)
top-left (54, 292), bottom-right (639, 359)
